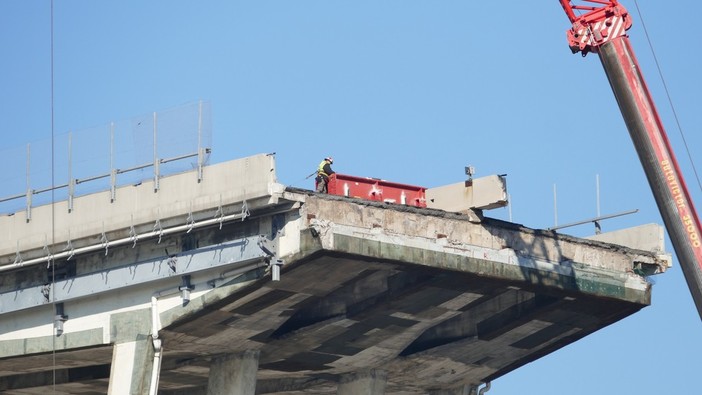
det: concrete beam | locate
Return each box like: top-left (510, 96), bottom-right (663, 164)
top-left (586, 223), bottom-right (672, 271)
top-left (337, 369), bottom-right (387, 395)
top-left (426, 175), bottom-right (508, 212)
top-left (302, 196), bottom-right (664, 304)
top-left (429, 384), bottom-right (479, 395)
top-left (206, 350), bottom-right (260, 395)
top-left (0, 360), bottom-right (110, 392)
top-left (0, 235), bottom-right (269, 315)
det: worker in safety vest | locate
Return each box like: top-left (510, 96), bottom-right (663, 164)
top-left (315, 157), bottom-right (335, 193)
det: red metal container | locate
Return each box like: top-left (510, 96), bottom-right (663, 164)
top-left (322, 173), bottom-right (427, 208)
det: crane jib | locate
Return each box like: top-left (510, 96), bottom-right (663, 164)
top-left (560, 0), bottom-right (702, 320)
top-left (600, 37), bottom-right (702, 268)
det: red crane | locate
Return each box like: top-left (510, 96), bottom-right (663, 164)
top-left (559, 0), bottom-right (702, 319)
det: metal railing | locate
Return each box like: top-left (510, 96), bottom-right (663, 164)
top-left (0, 101), bottom-right (212, 219)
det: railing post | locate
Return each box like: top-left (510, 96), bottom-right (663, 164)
top-left (25, 144), bottom-right (32, 222)
top-left (197, 100), bottom-right (203, 183)
top-left (68, 132), bottom-right (74, 212)
top-left (110, 122), bottom-right (117, 202)
top-left (153, 112), bottom-right (160, 193)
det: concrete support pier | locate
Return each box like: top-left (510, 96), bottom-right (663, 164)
top-left (206, 350), bottom-right (260, 395)
top-left (429, 384), bottom-right (480, 395)
top-left (107, 340), bottom-right (154, 395)
top-left (338, 369), bottom-right (388, 395)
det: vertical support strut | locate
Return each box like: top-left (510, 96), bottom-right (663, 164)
top-left (153, 112), bottom-right (160, 193)
top-left (25, 143), bottom-right (32, 223)
top-left (154, 112), bottom-right (161, 192)
top-left (197, 100), bottom-right (204, 183)
top-left (110, 122), bottom-right (117, 202)
top-left (68, 132), bottom-right (75, 212)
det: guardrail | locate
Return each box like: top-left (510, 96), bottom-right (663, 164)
top-left (0, 101), bottom-right (212, 219)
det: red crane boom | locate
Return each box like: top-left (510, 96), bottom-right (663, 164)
top-left (559, 0), bottom-right (702, 319)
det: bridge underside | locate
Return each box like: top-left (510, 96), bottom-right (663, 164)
top-left (157, 252), bottom-right (641, 394)
top-left (0, 249), bottom-right (643, 395)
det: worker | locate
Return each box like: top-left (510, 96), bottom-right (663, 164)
top-left (316, 157), bottom-right (335, 193)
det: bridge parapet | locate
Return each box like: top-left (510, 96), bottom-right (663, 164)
top-left (0, 153), bottom-right (284, 269)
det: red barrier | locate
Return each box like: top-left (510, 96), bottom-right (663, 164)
top-left (322, 173), bottom-right (427, 208)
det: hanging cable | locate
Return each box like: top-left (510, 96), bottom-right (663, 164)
top-left (50, 0), bottom-right (57, 392)
top-left (633, 0), bottom-right (702, 194)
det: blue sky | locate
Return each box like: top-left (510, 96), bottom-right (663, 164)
top-left (1, 1), bottom-right (700, 394)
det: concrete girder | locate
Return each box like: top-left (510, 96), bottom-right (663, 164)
top-left (0, 234), bottom-right (272, 315)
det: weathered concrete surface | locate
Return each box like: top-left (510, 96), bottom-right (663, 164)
top-left (426, 175), bottom-right (508, 212)
top-left (337, 370), bottom-right (387, 395)
top-left (206, 350), bottom-right (260, 395)
top-left (586, 223), bottom-right (672, 265)
top-left (301, 194), bottom-right (661, 303)
top-left (0, 158), bottom-right (669, 394)
top-left (0, 153), bottom-right (282, 265)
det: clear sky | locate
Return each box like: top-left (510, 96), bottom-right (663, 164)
top-left (1, 1), bottom-right (701, 394)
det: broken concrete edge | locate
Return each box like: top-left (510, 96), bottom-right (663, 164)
top-left (294, 232), bottom-right (650, 306)
top-left (285, 186), bottom-right (485, 223)
top-left (291, 192), bottom-right (661, 306)
top-left (288, 187), bottom-right (667, 268)
top-left (292, 188), bottom-right (668, 274)
top-left (481, 220), bottom-right (669, 277)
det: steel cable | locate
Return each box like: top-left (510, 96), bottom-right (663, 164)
top-left (50, 0), bottom-right (57, 392)
top-left (633, 0), bottom-right (702, 195)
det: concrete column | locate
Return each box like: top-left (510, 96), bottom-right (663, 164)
top-left (429, 384), bottom-right (479, 395)
top-left (206, 350), bottom-right (260, 395)
top-left (108, 339), bottom-right (154, 395)
top-left (337, 369), bottom-right (387, 395)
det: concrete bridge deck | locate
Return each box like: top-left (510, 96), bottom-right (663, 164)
top-left (0, 154), bottom-right (668, 394)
